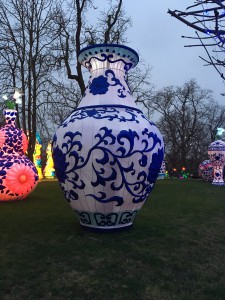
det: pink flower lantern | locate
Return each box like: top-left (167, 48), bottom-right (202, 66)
top-left (0, 108), bottom-right (39, 201)
top-left (198, 160), bottom-right (213, 182)
top-left (208, 140), bottom-right (225, 186)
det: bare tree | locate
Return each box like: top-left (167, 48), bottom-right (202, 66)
top-left (148, 79), bottom-right (225, 172)
top-left (204, 100), bottom-right (225, 140)
top-left (168, 1), bottom-right (225, 82)
top-left (0, 0), bottom-right (60, 160)
top-left (127, 62), bottom-right (155, 118)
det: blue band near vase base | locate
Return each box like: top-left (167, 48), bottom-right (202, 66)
top-left (157, 173), bottom-right (165, 179)
top-left (212, 182), bottom-right (225, 186)
top-left (75, 209), bottom-right (138, 230)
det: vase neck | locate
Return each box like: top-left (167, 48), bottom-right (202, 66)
top-left (78, 44), bottom-right (139, 108)
top-left (78, 65), bottom-right (137, 108)
top-left (4, 109), bottom-right (17, 126)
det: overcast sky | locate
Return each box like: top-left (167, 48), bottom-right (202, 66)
top-left (122, 0), bottom-right (225, 105)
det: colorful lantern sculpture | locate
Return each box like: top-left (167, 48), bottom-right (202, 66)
top-left (198, 160), bottom-right (213, 182)
top-left (43, 142), bottom-right (55, 179)
top-left (0, 91), bottom-right (39, 201)
top-left (33, 132), bottom-right (43, 180)
top-left (157, 160), bottom-right (166, 179)
top-left (179, 167), bottom-right (189, 179)
top-left (208, 140), bottom-right (225, 185)
top-left (52, 44), bottom-right (164, 231)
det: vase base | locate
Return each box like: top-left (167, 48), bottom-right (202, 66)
top-left (75, 209), bottom-right (138, 231)
top-left (212, 182), bottom-right (225, 186)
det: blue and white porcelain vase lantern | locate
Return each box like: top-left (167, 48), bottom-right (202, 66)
top-left (198, 160), bottom-right (213, 182)
top-left (157, 160), bottom-right (166, 179)
top-left (208, 140), bottom-right (225, 185)
top-left (52, 44), bottom-right (164, 230)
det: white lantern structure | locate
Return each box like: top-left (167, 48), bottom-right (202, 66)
top-left (198, 160), bottom-right (213, 182)
top-left (52, 44), bottom-right (164, 231)
top-left (208, 140), bottom-right (225, 186)
top-left (157, 160), bottom-right (166, 179)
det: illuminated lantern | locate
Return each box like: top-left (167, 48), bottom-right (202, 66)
top-left (208, 140), bottom-right (225, 185)
top-left (180, 169), bottom-right (189, 179)
top-left (33, 132), bottom-right (43, 180)
top-left (215, 127), bottom-right (225, 141)
top-left (198, 160), bottom-right (213, 182)
top-left (43, 142), bottom-right (55, 179)
top-left (52, 44), bottom-right (164, 231)
top-left (0, 109), bottom-right (39, 201)
top-left (158, 160), bottom-right (166, 179)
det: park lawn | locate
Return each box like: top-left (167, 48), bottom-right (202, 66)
top-left (0, 179), bottom-right (225, 300)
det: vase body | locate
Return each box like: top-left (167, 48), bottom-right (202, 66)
top-left (0, 110), bottom-right (39, 201)
top-left (52, 44), bottom-right (164, 230)
top-left (208, 140), bottom-right (225, 185)
top-left (198, 160), bottom-right (213, 182)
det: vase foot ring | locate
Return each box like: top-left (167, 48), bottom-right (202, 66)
top-left (80, 223), bottom-right (133, 232)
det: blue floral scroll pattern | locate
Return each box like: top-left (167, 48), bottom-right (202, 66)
top-left (52, 109), bottom-right (164, 206)
top-left (61, 106), bottom-right (150, 128)
top-left (84, 53), bottom-right (133, 72)
top-left (88, 70), bottom-right (127, 98)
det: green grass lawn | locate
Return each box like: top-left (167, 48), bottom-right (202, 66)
top-left (1, 179), bottom-right (225, 300)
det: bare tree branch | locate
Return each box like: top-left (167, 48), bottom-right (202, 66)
top-left (168, 1), bottom-right (225, 84)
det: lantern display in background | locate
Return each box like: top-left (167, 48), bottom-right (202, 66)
top-left (52, 44), bottom-right (164, 231)
top-left (180, 167), bottom-right (189, 179)
top-left (43, 142), bottom-right (55, 179)
top-left (215, 127), bottom-right (225, 141)
top-left (157, 160), bottom-right (166, 179)
top-left (198, 160), bottom-right (213, 182)
top-left (0, 91), bottom-right (39, 201)
top-left (33, 132), bottom-right (43, 180)
top-left (170, 168), bottom-right (178, 178)
top-left (208, 140), bottom-right (225, 185)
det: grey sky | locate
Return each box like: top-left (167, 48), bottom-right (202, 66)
top-left (123, 0), bottom-right (225, 105)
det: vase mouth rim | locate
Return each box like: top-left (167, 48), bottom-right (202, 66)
top-left (208, 139), bottom-right (225, 148)
top-left (4, 109), bottom-right (17, 113)
top-left (78, 43), bottom-right (139, 67)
